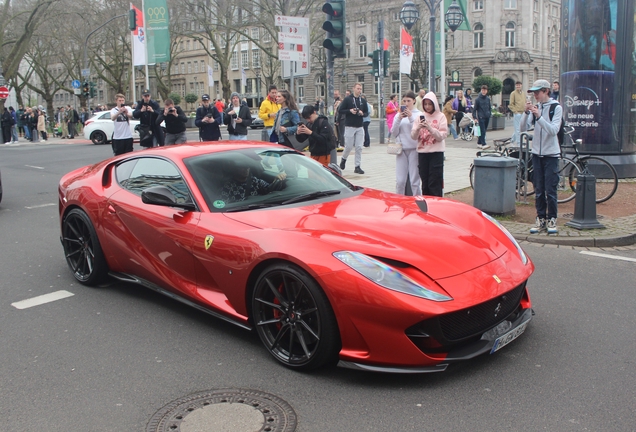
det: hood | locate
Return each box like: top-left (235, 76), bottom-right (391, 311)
top-left (224, 189), bottom-right (508, 280)
top-left (423, 92), bottom-right (438, 112)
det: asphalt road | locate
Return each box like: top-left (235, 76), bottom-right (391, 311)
top-left (1, 143), bottom-right (635, 431)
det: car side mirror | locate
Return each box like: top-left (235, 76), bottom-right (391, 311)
top-left (141, 186), bottom-right (196, 211)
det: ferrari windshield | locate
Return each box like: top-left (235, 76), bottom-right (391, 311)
top-left (185, 148), bottom-right (357, 212)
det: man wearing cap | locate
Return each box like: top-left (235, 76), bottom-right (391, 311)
top-left (224, 92), bottom-right (252, 140)
top-left (258, 85), bottom-right (281, 142)
top-left (520, 79), bottom-right (563, 235)
top-left (195, 94), bottom-right (222, 141)
top-left (133, 89), bottom-right (164, 147)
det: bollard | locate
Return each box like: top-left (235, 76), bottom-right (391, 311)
top-left (565, 173), bottom-right (605, 229)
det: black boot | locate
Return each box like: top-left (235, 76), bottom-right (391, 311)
top-left (339, 158), bottom-right (346, 170)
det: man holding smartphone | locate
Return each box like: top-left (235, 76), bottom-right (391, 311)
top-left (133, 89), bottom-right (164, 147)
top-left (509, 81), bottom-right (525, 145)
top-left (195, 94), bottom-right (222, 141)
top-left (338, 83), bottom-right (368, 174)
top-left (110, 94), bottom-right (133, 155)
top-left (156, 99), bottom-right (188, 145)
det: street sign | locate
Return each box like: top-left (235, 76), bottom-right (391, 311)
top-left (81, 69), bottom-right (90, 77)
top-left (73, 89), bottom-right (81, 95)
top-left (275, 15), bottom-right (309, 28)
top-left (0, 86), bottom-right (9, 99)
top-left (72, 80), bottom-right (81, 89)
top-left (278, 50), bottom-right (307, 62)
top-left (278, 32), bottom-right (308, 43)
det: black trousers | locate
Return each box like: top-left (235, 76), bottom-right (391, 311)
top-left (418, 151), bottom-right (444, 197)
top-left (112, 138), bottom-right (133, 156)
top-left (363, 121), bottom-right (370, 147)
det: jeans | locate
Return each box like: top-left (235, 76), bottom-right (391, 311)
top-left (418, 151), bottom-right (444, 197)
top-left (477, 117), bottom-right (489, 145)
top-left (23, 125), bottom-right (31, 140)
top-left (512, 113), bottom-right (522, 144)
top-left (532, 155), bottom-right (559, 220)
top-left (11, 125), bottom-right (18, 142)
top-left (164, 131), bottom-right (187, 145)
top-left (449, 122), bottom-right (458, 139)
top-left (229, 134), bottom-right (248, 140)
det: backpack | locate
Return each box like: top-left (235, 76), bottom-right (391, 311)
top-left (533, 102), bottom-right (564, 145)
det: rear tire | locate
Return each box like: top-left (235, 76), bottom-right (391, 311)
top-left (578, 156), bottom-right (618, 204)
top-left (62, 208), bottom-right (108, 286)
top-left (90, 130), bottom-right (107, 145)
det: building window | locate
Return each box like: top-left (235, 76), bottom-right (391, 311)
top-left (504, 0), bottom-right (516, 9)
top-left (533, 24), bottom-right (538, 49)
top-left (252, 49), bottom-right (260, 68)
top-left (533, 0), bottom-right (538, 12)
top-left (473, 0), bottom-right (483, 10)
top-left (473, 67), bottom-right (483, 78)
top-left (186, 40), bottom-right (190, 51)
top-left (316, 74), bottom-right (325, 98)
top-left (251, 28), bottom-right (259, 40)
top-left (298, 78), bottom-right (304, 99)
top-left (241, 50), bottom-right (249, 69)
top-left (357, 74), bottom-right (365, 83)
top-left (346, 37), bottom-right (351, 58)
top-left (263, 31), bottom-right (271, 42)
top-left (358, 35), bottom-right (367, 57)
top-left (187, 62), bottom-right (192, 73)
top-left (193, 61), bottom-right (198, 73)
top-left (181, 62), bottom-right (185, 74)
top-left (473, 23), bottom-right (484, 49)
top-left (391, 72), bottom-right (400, 94)
top-left (214, 61), bottom-right (219, 71)
top-left (374, 76), bottom-right (380, 95)
top-left (231, 51), bottom-right (238, 70)
top-left (358, 17), bottom-right (366, 25)
top-left (505, 22), bottom-right (515, 47)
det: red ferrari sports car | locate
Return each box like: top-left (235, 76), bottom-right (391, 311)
top-left (59, 142), bottom-right (534, 373)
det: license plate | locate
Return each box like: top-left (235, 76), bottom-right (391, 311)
top-left (490, 320), bottom-right (530, 354)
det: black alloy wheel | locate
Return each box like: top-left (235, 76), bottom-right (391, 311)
top-left (252, 263), bottom-right (340, 371)
top-left (91, 130), bottom-right (107, 145)
top-left (62, 208), bottom-right (108, 286)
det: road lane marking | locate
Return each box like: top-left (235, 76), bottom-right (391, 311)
top-left (11, 290), bottom-right (75, 309)
top-left (25, 203), bottom-right (56, 209)
top-left (580, 251), bottom-right (636, 263)
top-left (25, 165), bottom-right (44, 169)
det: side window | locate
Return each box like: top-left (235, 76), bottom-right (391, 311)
top-left (99, 112), bottom-right (111, 119)
top-left (117, 158), bottom-right (192, 204)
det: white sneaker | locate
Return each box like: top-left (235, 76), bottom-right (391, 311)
top-left (530, 217), bottom-right (546, 234)
top-left (547, 218), bottom-right (558, 235)
top-left (481, 144), bottom-right (491, 150)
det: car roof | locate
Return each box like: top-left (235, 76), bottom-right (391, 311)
top-left (131, 141), bottom-right (286, 160)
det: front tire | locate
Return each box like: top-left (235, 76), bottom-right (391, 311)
top-left (62, 208), bottom-right (108, 286)
top-left (252, 263), bottom-right (340, 371)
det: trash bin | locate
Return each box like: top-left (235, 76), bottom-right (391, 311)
top-left (473, 156), bottom-right (517, 215)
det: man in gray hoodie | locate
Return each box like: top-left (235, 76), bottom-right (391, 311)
top-left (520, 79), bottom-right (562, 235)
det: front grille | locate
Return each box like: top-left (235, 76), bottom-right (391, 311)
top-left (438, 282), bottom-right (526, 341)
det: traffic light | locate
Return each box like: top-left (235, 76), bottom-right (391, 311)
top-left (82, 81), bottom-right (90, 98)
top-left (128, 9), bottom-right (137, 31)
top-left (322, 0), bottom-right (346, 58)
top-left (89, 82), bottom-right (96, 98)
top-left (367, 50), bottom-right (379, 76)
top-left (383, 50), bottom-right (390, 77)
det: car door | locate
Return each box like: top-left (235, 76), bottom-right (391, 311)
top-left (103, 156), bottom-right (200, 296)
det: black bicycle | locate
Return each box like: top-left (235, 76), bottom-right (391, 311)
top-left (559, 126), bottom-right (618, 203)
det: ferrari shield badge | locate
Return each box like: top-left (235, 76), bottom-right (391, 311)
top-left (492, 274), bottom-right (501, 284)
top-left (204, 235), bottom-right (214, 250)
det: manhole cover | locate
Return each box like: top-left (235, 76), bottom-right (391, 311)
top-left (147, 389), bottom-right (297, 432)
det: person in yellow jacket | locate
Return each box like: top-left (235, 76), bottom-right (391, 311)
top-left (259, 85), bottom-right (281, 142)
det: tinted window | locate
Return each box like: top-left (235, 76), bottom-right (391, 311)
top-left (118, 158), bottom-right (192, 204)
top-left (99, 112), bottom-right (110, 119)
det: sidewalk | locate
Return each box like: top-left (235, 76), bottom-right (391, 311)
top-left (339, 124), bottom-right (636, 247)
top-left (8, 126), bottom-right (635, 246)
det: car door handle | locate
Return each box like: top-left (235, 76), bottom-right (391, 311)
top-left (107, 204), bottom-right (116, 214)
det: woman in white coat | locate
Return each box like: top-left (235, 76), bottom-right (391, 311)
top-left (390, 91), bottom-right (421, 196)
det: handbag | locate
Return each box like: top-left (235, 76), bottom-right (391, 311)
top-left (386, 142), bottom-right (403, 155)
top-left (135, 124), bottom-right (154, 148)
top-left (473, 124), bottom-right (481, 137)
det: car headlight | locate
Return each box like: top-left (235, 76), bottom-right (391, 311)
top-left (481, 212), bottom-right (528, 265)
top-left (333, 251), bottom-right (452, 302)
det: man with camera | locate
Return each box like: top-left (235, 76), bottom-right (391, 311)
top-left (195, 94), bottom-right (222, 141)
top-left (224, 92), bottom-right (252, 140)
top-left (109, 94), bottom-right (134, 156)
top-left (133, 89), bottom-right (164, 147)
top-left (156, 99), bottom-right (188, 145)
top-left (338, 83), bottom-right (368, 174)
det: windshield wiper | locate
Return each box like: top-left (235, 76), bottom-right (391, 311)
top-left (281, 190), bottom-right (341, 205)
top-left (224, 202), bottom-right (277, 212)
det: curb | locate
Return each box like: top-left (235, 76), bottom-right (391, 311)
top-left (513, 232), bottom-right (636, 247)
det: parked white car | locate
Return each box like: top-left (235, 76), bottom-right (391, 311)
top-left (83, 111), bottom-right (140, 145)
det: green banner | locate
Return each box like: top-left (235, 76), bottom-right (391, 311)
top-left (145, 0), bottom-right (171, 64)
top-left (444, 0), bottom-right (470, 31)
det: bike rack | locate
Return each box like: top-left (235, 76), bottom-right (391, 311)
top-left (517, 132), bottom-right (532, 204)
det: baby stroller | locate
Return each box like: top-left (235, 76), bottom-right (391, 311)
top-left (458, 113), bottom-right (475, 141)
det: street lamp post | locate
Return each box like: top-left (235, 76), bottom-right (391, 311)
top-left (400, 0), bottom-right (463, 93)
